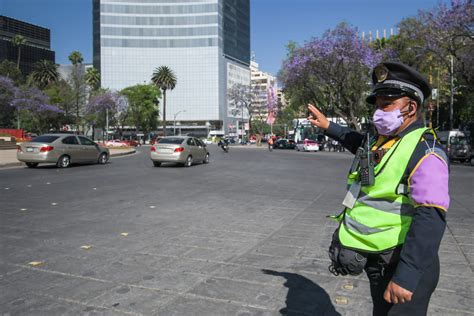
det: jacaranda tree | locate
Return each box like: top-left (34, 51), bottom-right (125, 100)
top-left (0, 76), bottom-right (18, 127)
top-left (85, 90), bottom-right (128, 135)
top-left (279, 22), bottom-right (383, 130)
top-left (11, 86), bottom-right (63, 133)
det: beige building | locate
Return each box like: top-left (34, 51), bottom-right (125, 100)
top-left (276, 88), bottom-right (287, 108)
top-left (250, 60), bottom-right (288, 120)
top-left (250, 60), bottom-right (275, 118)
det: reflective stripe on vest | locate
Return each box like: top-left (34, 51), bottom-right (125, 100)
top-left (337, 127), bottom-right (431, 252)
top-left (357, 191), bottom-right (415, 216)
top-left (343, 214), bottom-right (393, 234)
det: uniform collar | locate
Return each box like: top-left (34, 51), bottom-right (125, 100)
top-left (396, 118), bottom-right (425, 138)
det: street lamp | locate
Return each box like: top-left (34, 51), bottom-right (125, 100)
top-left (173, 110), bottom-right (186, 136)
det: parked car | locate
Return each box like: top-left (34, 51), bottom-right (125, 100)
top-left (17, 134), bottom-right (109, 168)
top-left (122, 139), bottom-right (140, 147)
top-left (105, 139), bottom-right (129, 147)
top-left (296, 139), bottom-right (320, 152)
top-left (150, 136), bottom-right (210, 167)
top-left (274, 138), bottom-right (296, 150)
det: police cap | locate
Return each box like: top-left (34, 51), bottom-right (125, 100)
top-left (366, 62), bottom-right (431, 106)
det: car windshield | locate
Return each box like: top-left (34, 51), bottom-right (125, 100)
top-left (158, 138), bottom-right (184, 145)
top-left (31, 135), bottom-right (60, 143)
top-left (451, 136), bottom-right (468, 145)
top-left (306, 140), bottom-right (316, 144)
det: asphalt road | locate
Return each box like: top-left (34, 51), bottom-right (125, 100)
top-left (0, 145), bottom-right (473, 315)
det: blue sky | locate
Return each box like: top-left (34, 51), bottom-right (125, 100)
top-left (1, 0), bottom-right (445, 76)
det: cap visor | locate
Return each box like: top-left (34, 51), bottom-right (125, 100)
top-left (366, 89), bottom-right (406, 105)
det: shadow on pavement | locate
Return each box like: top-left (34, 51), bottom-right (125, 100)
top-left (262, 269), bottom-right (340, 316)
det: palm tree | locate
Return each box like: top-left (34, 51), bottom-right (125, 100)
top-left (12, 35), bottom-right (26, 70)
top-left (31, 60), bottom-right (59, 89)
top-left (68, 51), bottom-right (84, 65)
top-left (151, 66), bottom-right (177, 136)
top-left (68, 51), bottom-right (84, 132)
top-left (85, 67), bottom-right (100, 91)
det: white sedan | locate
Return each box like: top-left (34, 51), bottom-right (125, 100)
top-left (105, 139), bottom-right (128, 147)
top-left (296, 140), bottom-right (319, 152)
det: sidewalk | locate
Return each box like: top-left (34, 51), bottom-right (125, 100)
top-left (0, 148), bottom-right (136, 168)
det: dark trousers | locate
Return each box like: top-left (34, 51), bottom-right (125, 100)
top-left (365, 254), bottom-right (440, 316)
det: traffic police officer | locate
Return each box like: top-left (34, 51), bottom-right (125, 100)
top-left (308, 62), bottom-right (449, 315)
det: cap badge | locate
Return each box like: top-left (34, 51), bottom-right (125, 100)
top-left (374, 65), bottom-right (389, 83)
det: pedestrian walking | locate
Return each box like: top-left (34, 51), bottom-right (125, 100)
top-left (308, 62), bottom-right (449, 316)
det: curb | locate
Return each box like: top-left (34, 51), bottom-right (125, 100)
top-left (0, 149), bottom-right (137, 169)
top-left (109, 149), bottom-right (136, 157)
top-left (0, 162), bottom-right (23, 168)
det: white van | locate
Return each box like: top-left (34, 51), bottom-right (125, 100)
top-left (437, 130), bottom-right (471, 163)
top-left (207, 130), bottom-right (225, 138)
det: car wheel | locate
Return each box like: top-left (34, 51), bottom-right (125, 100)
top-left (184, 155), bottom-right (192, 167)
top-left (57, 155), bottom-right (71, 168)
top-left (26, 162), bottom-right (38, 168)
top-left (470, 157), bottom-right (474, 166)
top-left (153, 161), bottom-right (161, 167)
top-left (98, 153), bottom-right (108, 164)
top-left (203, 153), bottom-right (210, 164)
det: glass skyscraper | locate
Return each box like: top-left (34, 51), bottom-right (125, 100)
top-left (93, 0), bottom-right (250, 135)
top-left (0, 16), bottom-right (55, 76)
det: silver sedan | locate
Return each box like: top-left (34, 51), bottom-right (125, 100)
top-left (17, 134), bottom-right (110, 168)
top-left (150, 136), bottom-right (210, 167)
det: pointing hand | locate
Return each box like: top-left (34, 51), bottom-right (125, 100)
top-left (307, 104), bottom-right (330, 130)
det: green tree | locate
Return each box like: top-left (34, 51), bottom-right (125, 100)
top-left (0, 60), bottom-right (23, 84)
top-left (68, 51), bottom-right (85, 132)
top-left (30, 60), bottom-right (59, 89)
top-left (85, 67), bottom-right (101, 91)
top-left (12, 35), bottom-right (26, 70)
top-left (121, 84), bottom-right (161, 137)
top-left (151, 66), bottom-right (177, 136)
top-left (43, 79), bottom-right (75, 125)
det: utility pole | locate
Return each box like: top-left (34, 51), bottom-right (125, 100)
top-left (106, 108), bottom-right (109, 141)
top-left (437, 69), bottom-right (440, 128)
top-left (240, 103), bottom-right (245, 144)
top-left (173, 110), bottom-right (186, 136)
top-left (450, 55), bottom-right (454, 130)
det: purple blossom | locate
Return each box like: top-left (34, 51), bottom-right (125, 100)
top-left (0, 76), bottom-right (18, 105)
top-left (280, 23), bottom-right (381, 88)
top-left (86, 91), bottom-right (127, 115)
top-left (11, 86), bottom-right (62, 115)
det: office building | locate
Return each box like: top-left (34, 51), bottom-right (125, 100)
top-left (0, 15), bottom-right (55, 76)
top-left (250, 60), bottom-right (276, 118)
top-left (93, 0), bottom-right (250, 136)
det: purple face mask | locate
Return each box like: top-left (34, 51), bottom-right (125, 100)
top-left (373, 108), bottom-right (404, 136)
